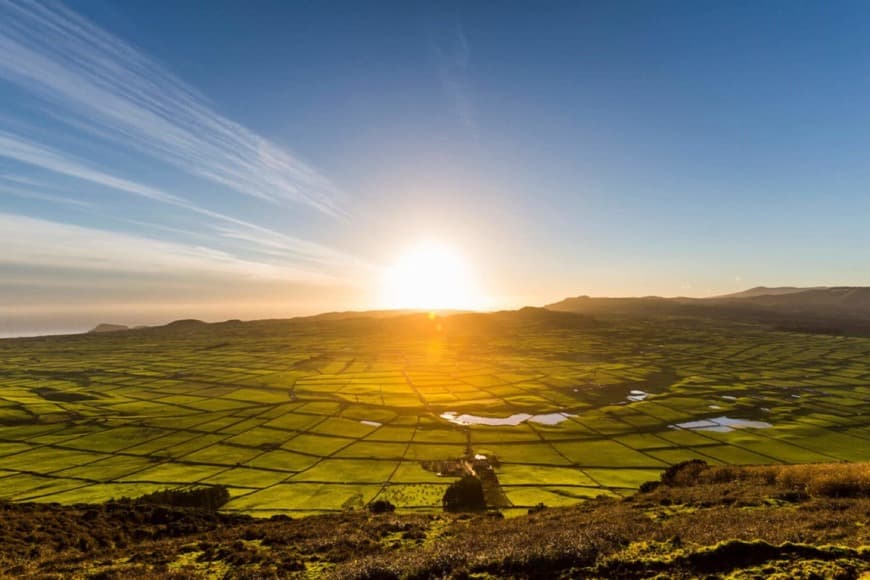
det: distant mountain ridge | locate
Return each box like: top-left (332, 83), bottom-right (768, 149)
top-left (713, 286), bottom-right (828, 299)
top-left (547, 286), bottom-right (870, 335)
top-left (88, 323), bottom-right (128, 333)
top-left (305, 309), bottom-right (468, 322)
top-left (81, 287), bottom-right (870, 340)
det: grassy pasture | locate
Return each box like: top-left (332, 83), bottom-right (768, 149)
top-left (0, 311), bottom-right (867, 513)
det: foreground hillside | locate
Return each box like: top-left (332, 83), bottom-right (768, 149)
top-left (2, 461), bottom-right (868, 578)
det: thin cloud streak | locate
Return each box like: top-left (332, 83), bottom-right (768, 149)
top-left (0, 212), bottom-right (334, 283)
top-left (0, 183), bottom-right (94, 208)
top-left (0, 131), bottom-right (182, 205)
top-left (0, 131), bottom-right (365, 272)
top-left (0, 0), bottom-right (345, 217)
top-left (434, 24), bottom-right (477, 135)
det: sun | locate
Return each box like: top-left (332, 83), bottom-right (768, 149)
top-left (381, 241), bottom-right (481, 310)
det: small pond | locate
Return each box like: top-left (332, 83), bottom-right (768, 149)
top-left (669, 415), bottom-right (772, 433)
top-left (440, 411), bottom-right (573, 427)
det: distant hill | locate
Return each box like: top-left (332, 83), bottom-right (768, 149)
top-left (113, 308), bottom-right (594, 342)
top-left (87, 323), bottom-right (128, 333)
top-left (716, 286), bottom-right (870, 313)
top-left (714, 286), bottom-right (827, 299)
top-left (547, 287), bottom-right (870, 336)
top-left (162, 319), bottom-right (207, 328)
top-left (306, 309), bottom-right (468, 322)
top-left (86, 320), bottom-right (203, 334)
top-left (83, 287), bottom-right (870, 339)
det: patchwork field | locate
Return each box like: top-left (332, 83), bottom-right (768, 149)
top-left (0, 310), bottom-right (867, 516)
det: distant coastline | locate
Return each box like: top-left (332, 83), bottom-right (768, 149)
top-left (0, 329), bottom-right (82, 340)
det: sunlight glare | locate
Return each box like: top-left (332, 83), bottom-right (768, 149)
top-left (381, 241), bottom-right (481, 310)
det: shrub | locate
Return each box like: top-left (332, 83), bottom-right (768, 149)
top-left (769, 463), bottom-right (870, 498)
top-left (705, 465), bottom-right (739, 484)
top-left (368, 500), bottom-right (396, 514)
top-left (638, 480), bottom-right (660, 494)
top-left (528, 502), bottom-right (547, 514)
top-left (133, 485), bottom-right (230, 511)
top-left (688, 462), bottom-right (870, 498)
top-left (442, 476), bottom-right (486, 513)
top-left (660, 460), bottom-right (708, 487)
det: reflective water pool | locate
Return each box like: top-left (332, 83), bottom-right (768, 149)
top-left (440, 411), bottom-right (573, 426)
top-left (670, 416), bottom-right (772, 433)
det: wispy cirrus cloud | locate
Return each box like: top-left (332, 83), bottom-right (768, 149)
top-left (0, 212), bottom-right (331, 282)
top-left (0, 0), bottom-right (344, 217)
top-left (0, 186), bottom-right (91, 208)
top-left (0, 131), bottom-right (184, 205)
top-left (0, 130), bottom-right (366, 272)
top-left (0, 172), bottom-right (100, 208)
top-left (433, 24), bottom-right (477, 135)
top-left (0, 1), bottom-right (372, 334)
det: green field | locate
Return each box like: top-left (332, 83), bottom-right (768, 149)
top-left (0, 311), bottom-right (867, 516)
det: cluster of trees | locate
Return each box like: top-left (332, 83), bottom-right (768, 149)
top-left (132, 485), bottom-right (231, 511)
top-left (442, 475), bottom-right (486, 512)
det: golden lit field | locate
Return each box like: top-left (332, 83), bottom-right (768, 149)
top-left (0, 309), bottom-right (867, 516)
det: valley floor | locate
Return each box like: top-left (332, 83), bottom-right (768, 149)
top-left (0, 312), bottom-right (867, 515)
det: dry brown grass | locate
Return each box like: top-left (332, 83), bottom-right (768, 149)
top-left (671, 461), bottom-right (870, 498)
top-left (0, 462), bottom-right (867, 579)
top-left (778, 462), bottom-right (870, 497)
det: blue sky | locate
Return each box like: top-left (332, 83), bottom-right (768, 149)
top-left (2, 0), bottom-right (870, 334)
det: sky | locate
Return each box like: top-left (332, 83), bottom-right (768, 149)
top-left (2, 0), bottom-right (870, 336)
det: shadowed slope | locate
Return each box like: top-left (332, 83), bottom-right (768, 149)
top-left (0, 462), bottom-right (866, 578)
